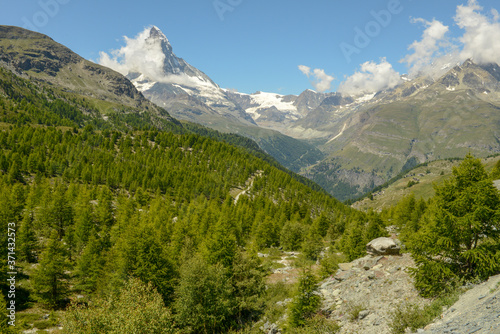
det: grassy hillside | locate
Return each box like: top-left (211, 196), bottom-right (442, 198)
top-left (352, 155), bottom-right (500, 211)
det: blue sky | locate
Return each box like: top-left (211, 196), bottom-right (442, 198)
top-left (2, 0), bottom-right (500, 95)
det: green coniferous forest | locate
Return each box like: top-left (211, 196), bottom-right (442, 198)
top-left (0, 52), bottom-right (367, 333)
top-left (1, 27), bottom-right (499, 334)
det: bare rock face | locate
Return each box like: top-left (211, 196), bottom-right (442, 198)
top-left (366, 237), bottom-right (400, 256)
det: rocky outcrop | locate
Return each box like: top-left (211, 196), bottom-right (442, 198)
top-left (319, 253), bottom-right (424, 334)
top-left (318, 249), bottom-right (500, 334)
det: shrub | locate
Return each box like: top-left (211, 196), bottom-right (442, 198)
top-left (319, 250), bottom-right (344, 279)
top-left (288, 314), bottom-right (340, 333)
top-left (388, 291), bottom-right (459, 334)
top-left (63, 278), bottom-right (175, 334)
top-left (345, 301), bottom-right (367, 321)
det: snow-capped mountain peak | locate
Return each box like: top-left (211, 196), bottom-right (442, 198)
top-left (148, 25), bottom-right (173, 54)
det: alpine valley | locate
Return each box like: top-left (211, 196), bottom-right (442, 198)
top-left (109, 26), bottom-right (500, 201)
top-left (1, 24), bottom-right (500, 334)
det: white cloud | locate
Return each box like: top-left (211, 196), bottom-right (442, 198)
top-left (298, 65), bottom-right (335, 93)
top-left (98, 26), bottom-right (199, 87)
top-left (338, 58), bottom-right (401, 96)
top-left (298, 65), bottom-right (311, 77)
top-left (455, 0), bottom-right (500, 65)
top-left (401, 18), bottom-right (450, 77)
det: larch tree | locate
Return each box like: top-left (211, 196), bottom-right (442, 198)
top-left (409, 154), bottom-right (500, 297)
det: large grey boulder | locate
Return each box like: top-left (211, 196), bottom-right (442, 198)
top-left (366, 237), bottom-right (400, 256)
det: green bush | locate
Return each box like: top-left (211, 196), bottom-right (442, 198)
top-left (63, 278), bottom-right (175, 334)
top-left (407, 180), bottom-right (418, 188)
top-left (319, 250), bottom-right (344, 279)
top-left (345, 301), bottom-right (367, 321)
top-left (288, 314), bottom-right (340, 333)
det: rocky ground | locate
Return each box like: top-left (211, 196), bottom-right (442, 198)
top-left (258, 234), bottom-right (500, 334)
top-left (420, 274), bottom-right (500, 334)
top-left (316, 253), bottom-right (500, 334)
top-left (319, 253), bottom-right (427, 334)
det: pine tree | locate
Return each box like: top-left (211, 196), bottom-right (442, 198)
top-left (18, 209), bottom-right (37, 262)
top-left (75, 232), bottom-right (106, 294)
top-left (338, 219), bottom-right (366, 261)
top-left (50, 182), bottom-right (73, 239)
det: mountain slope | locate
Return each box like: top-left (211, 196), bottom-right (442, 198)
top-left (0, 26), bottom-right (149, 110)
top-left (297, 60), bottom-right (500, 200)
top-left (115, 26), bottom-right (324, 172)
top-left (0, 27), bottom-right (362, 334)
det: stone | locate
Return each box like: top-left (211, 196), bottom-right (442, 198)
top-left (320, 280), bottom-right (335, 289)
top-left (358, 310), bottom-right (370, 320)
top-left (338, 262), bottom-right (354, 271)
top-left (260, 321), bottom-right (280, 334)
top-left (334, 270), bottom-right (352, 281)
top-left (366, 237), bottom-right (401, 256)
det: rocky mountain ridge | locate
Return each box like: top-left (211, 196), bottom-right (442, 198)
top-left (130, 28), bottom-right (500, 202)
top-left (0, 26), bottom-right (150, 109)
top-left (421, 274), bottom-right (500, 334)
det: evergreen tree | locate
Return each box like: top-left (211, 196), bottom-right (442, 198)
top-left (75, 232), bottom-right (106, 294)
top-left (364, 212), bottom-right (387, 241)
top-left (50, 182), bottom-right (73, 239)
top-left (287, 270), bottom-right (321, 328)
top-left (200, 216), bottom-right (238, 269)
top-left (32, 230), bottom-right (68, 308)
top-left (18, 209), bottom-right (37, 262)
top-left (231, 250), bottom-right (266, 325)
top-left (338, 219), bottom-right (366, 261)
top-left (409, 154), bottom-right (500, 297)
top-left (280, 221), bottom-right (306, 251)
